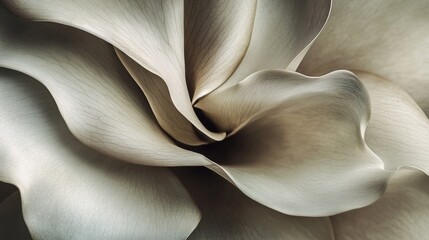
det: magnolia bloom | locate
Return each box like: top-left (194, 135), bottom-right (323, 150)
top-left (0, 0), bottom-right (428, 239)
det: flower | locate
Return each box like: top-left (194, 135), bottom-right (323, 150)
top-left (0, 0), bottom-right (428, 239)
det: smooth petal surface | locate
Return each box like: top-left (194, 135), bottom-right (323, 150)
top-left (358, 71), bottom-right (429, 175)
top-left (3, 0), bottom-right (224, 142)
top-left (178, 168), bottom-right (334, 240)
top-left (0, 69), bottom-right (201, 239)
top-left (332, 169), bottom-right (429, 240)
top-left (116, 50), bottom-right (206, 145)
top-left (196, 70), bottom-right (391, 216)
top-left (0, 6), bottom-right (208, 166)
top-left (184, 0), bottom-right (256, 101)
top-left (217, 0), bottom-right (331, 90)
top-left (196, 70), bottom-right (360, 133)
top-left (0, 192), bottom-right (32, 240)
top-left (299, 0), bottom-right (429, 115)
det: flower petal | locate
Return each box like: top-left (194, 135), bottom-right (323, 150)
top-left (332, 169), bottom-right (429, 240)
top-left (0, 6), bottom-right (208, 166)
top-left (177, 167), bottom-right (335, 240)
top-left (358, 71), bottom-right (429, 175)
top-left (184, 0), bottom-right (256, 101)
top-left (0, 192), bottom-right (32, 240)
top-left (3, 0), bottom-right (224, 142)
top-left (216, 0), bottom-right (331, 90)
top-left (196, 70), bottom-right (391, 216)
top-left (299, 0), bottom-right (429, 114)
top-left (0, 69), bottom-right (201, 239)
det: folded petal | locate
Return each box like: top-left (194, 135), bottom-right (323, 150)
top-left (196, 70), bottom-right (391, 216)
top-left (0, 69), bottom-right (201, 239)
top-left (332, 169), bottom-right (429, 240)
top-left (0, 192), bottom-right (32, 240)
top-left (184, 0), bottom-right (256, 101)
top-left (0, 6), bottom-right (208, 166)
top-left (299, 0), bottom-right (429, 115)
top-left (216, 0), bottom-right (331, 90)
top-left (177, 168), bottom-right (334, 240)
top-left (3, 0), bottom-right (224, 142)
top-left (358, 71), bottom-right (429, 174)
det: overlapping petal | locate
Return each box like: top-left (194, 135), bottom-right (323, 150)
top-left (0, 69), bottom-right (201, 239)
top-left (2, 0), bottom-right (224, 143)
top-left (217, 0), bottom-right (331, 90)
top-left (332, 169), bottom-right (429, 239)
top-left (299, 0), bottom-right (429, 115)
top-left (0, 6), bottom-right (208, 166)
top-left (195, 70), bottom-right (392, 216)
top-left (178, 168), bottom-right (334, 240)
top-left (358, 71), bottom-right (429, 174)
top-left (184, 0), bottom-right (256, 101)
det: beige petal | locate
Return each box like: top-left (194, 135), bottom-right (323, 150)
top-left (0, 192), bottom-right (32, 240)
top-left (116, 50), bottom-right (207, 145)
top-left (332, 169), bottom-right (429, 240)
top-left (184, 0), bottom-right (256, 101)
top-left (299, 0), bottom-right (429, 115)
top-left (0, 7), bottom-right (208, 166)
top-left (3, 0), bottom-right (224, 142)
top-left (196, 70), bottom-right (391, 216)
top-left (0, 69), bottom-right (201, 239)
top-left (358, 71), bottom-right (429, 175)
top-left (178, 167), bottom-right (335, 240)
top-left (216, 0), bottom-right (331, 91)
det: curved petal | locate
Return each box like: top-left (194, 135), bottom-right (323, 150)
top-left (3, 0), bottom-right (224, 142)
top-left (299, 0), bottom-right (429, 115)
top-left (0, 192), bottom-right (32, 240)
top-left (0, 69), bottom-right (201, 239)
top-left (196, 70), bottom-right (360, 133)
top-left (0, 6), bottom-right (208, 166)
top-left (184, 0), bottom-right (256, 101)
top-left (195, 70), bottom-right (392, 216)
top-left (332, 169), bottom-right (429, 240)
top-left (116, 50), bottom-right (207, 145)
top-left (216, 0), bottom-right (331, 91)
top-left (358, 71), bottom-right (429, 175)
top-left (177, 168), bottom-right (334, 240)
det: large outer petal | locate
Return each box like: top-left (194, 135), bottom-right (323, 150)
top-left (298, 0), bottom-right (429, 115)
top-left (178, 168), bottom-right (334, 240)
top-left (0, 69), bottom-right (201, 239)
top-left (0, 6), bottom-right (208, 166)
top-left (217, 0), bottom-right (331, 90)
top-left (2, 0), bottom-right (224, 142)
top-left (332, 169), bottom-right (429, 240)
top-left (358, 71), bottom-right (429, 174)
top-left (195, 70), bottom-right (392, 216)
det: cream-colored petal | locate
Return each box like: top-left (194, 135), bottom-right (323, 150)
top-left (196, 70), bottom-right (391, 216)
top-left (217, 0), bottom-right (331, 91)
top-left (184, 0), bottom-right (256, 101)
top-left (196, 70), bottom-right (360, 133)
top-left (299, 0), bottom-right (429, 115)
top-left (357, 71), bottom-right (429, 175)
top-left (0, 69), bottom-right (201, 239)
top-left (332, 169), bottom-right (429, 240)
top-left (3, 0), bottom-right (224, 142)
top-left (0, 7), bottom-right (208, 166)
top-left (0, 192), bottom-right (32, 240)
top-left (116, 50), bottom-right (209, 145)
top-left (177, 168), bottom-right (334, 240)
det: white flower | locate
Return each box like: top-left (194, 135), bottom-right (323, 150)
top-left (0, 0), bottom-right (428, 239)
